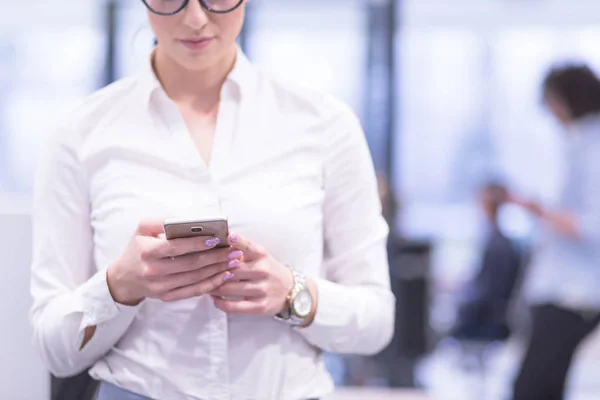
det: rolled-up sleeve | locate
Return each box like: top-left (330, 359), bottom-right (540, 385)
top-left (29, 120), bottom-right (141, 378)
top-left (296, 104), bottom-right (395, 355)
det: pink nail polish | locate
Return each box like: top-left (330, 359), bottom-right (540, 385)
top-left (205, 237), bottom-right (220, 247)
top-left (228, 250), bottom-right (243, 259)
top-left (223, 272), bottom-right (234, 281)
top-left (228, 259), bottom-right (241, 269)
top-left (229, 233), bottom-right (238, 243)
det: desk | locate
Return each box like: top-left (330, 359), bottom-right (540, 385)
top-left (326, 388), bottom-right (430, 400)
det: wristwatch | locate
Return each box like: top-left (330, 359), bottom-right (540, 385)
top-left (274, 267), bottom-right (313, 326)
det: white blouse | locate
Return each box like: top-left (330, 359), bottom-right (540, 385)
top-left (29, 49), bottom-right (395, 400)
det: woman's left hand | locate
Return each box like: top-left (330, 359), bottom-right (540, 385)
top-left (210, 232), bottom-right (294, 316)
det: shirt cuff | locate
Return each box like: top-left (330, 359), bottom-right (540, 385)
top-left (72, 268), bottom-right (141, 335)
top-left (293, 278), bottom-right (358, 352)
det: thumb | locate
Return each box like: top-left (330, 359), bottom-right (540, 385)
top-left (136, 219), bottom-right (166, 237)
top-left (228, 232), bottom-right (266, 261)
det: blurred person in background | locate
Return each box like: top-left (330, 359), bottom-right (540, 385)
top-left (451, 182), bottom-right (521, 341)
top-left (28, 1), bottom-right (395, 399)
top-left (510, 64), bottom-right (600, 400)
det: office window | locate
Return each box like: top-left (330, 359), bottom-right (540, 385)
top-left (0, 2), bottom-right (104, 193)
top-left (244, 1), bottom-right (367, 119)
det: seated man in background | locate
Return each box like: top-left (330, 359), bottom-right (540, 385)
top-left (452, 182), bottom-right (522, 340)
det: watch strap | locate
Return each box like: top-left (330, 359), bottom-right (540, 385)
top-left (274, 267), bottom-right (308, 325)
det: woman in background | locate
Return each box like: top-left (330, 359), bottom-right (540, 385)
top-left (28, 1), bottom-right (395, 399)
top-left (511, 64), bottom-right (600, 400)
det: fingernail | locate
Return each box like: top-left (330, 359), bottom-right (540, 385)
top-left (205, 237), bottom-right (220, 247)
top-left (228, 259), bottom-right (241, 269)
top-left (229, 233), bottom-right (238, 243)
top-left (223, 272), bottom-right (234, 281)
top-left (228, 250), bottom-right (243, 259)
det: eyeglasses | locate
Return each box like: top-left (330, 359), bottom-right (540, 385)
top-left (142, 0), bottom-right (244, 15)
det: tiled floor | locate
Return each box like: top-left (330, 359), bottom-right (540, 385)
top-left (416, 331), bottom-right (600, 400)
top-left (325, 388), bottom-right (429, 400)
top-left (323, 328), bottom-right (600, 399)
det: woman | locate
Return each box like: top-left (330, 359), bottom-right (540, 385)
top-left (452, 182), bottom-right (521, 341)
top-left (511, 65), bottom-right (600, 400)
top-left (28, 1), bottom-right (395, 399)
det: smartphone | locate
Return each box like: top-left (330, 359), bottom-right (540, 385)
top-left (163, 216), bottom-right (229, 248)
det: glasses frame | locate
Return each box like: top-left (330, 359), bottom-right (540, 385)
top-left (141, 0), bottom-right (245, 15)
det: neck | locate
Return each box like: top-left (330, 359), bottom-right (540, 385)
top-left (153, 45), bottom-right (238, 111)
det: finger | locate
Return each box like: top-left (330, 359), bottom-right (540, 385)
top-left (156, 260), bottom-right (236, 293)
top-left (210, 281), bottom-right (264, 298)
top-left (150, 247), bottom-right (232, 275)
top-left (137, 219), bottom-right (166, 237)
top-left (212, 297), bottom-right (263, 315)
top-left (148, 235), bottom-right (223, 259)
top-left (160, 270), bottom-right (236, 302)
top-left (228, 232), bottom-right (266, 261)
top-left (222, 260), bottom-right (266, 281)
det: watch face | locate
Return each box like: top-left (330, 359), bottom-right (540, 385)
top-left (293, 290), bottom-right (312, 317)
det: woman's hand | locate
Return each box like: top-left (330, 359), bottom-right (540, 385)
top-left (106, 219), bottom-right (239, 305)
top-left (543, 211), bottom-right (580, 237)
top-left (509, 196), bottom-right (579, 237)
top-left (210, 232), bottom-right (295, 316)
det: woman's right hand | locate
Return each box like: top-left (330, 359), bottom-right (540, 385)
top-left (106, 219), bottom-right (238, 306)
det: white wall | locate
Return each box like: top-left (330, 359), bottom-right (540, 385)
top-left (0, 212), bottom-right (49, 400)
